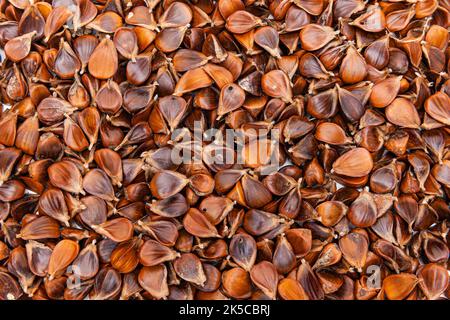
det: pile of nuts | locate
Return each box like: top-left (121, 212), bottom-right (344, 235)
top-left (0, 0), bottom-right (449, 300)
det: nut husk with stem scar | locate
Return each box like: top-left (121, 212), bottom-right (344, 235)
top-left (332, 147), bottom-right (373, 178)
top-left (315, 201), bottom-right (348, 227)
top-left (78, 106), bottom-right (100, 151)
top-left (0, 148), bottom-right (21, 186)
top-left (91, 218), bottom-right (133, 243)
top-left (86, 11), bottom-right (123, 33)
top-left (0, 271), bottom-right (23, 300)
top-left (173, 49), bottom-right (211, 72)
top-left (82, 168), bottom-right (117, 202)
top-left (339, 46), bottom-right (367, 84)
top-left (65, 279), bottom-right (95, 300)
top-left (70, 241), bottom-right (99, 280)
top-left (148, 193), bottom-right (188, 218)
top-left (284, 5), bottom-right (310, 32)
top-left (25, 240), bottom-right (52, 277)
top-left (114, 122), bottom-right (151, 151)
top-left (183, 208), bottom-right (220, 238)
top-left (273, 234), bottom-right (296, 274)
top-left (243, 209), bottom-right (283, 236)
top-left (299, 53), bottom-right (333, 80)
top-left (15, 113), bottom-right (39, 155)
top-left (254, 26), bottom-right (281, 58)
top-left (222, 267), bottom-right (252, 299)
top-left (43, 6), bottom-right (73, 42)
top-left (338, 232), bottom-right (368, 272)
top-left (382, 273), bottom-right (418, 300)
top-left (173, 67), bottom-right (214, 96)
top-left (229, 233), bottom-right (257, 271)
top-left (337, 85), bottom-right (365, 122)
top-left (4, 31), bottom-right (36, 62)
top-left (95, 80), bottom-right (122, 115)
top-left (90, 267), bottom-right (122, 300)
top-left (138, 265), bottom-right (169, 300)
top-left (120, 271), bottom-right (141, 300)
top-left (63, 116), bottom-right (89, 153)
top-left (364, 35), bottom-right (390, 70)
top-left (0, 112), bottom-right (17, 146)
top-left (263, 172), bottom-right (296, 196)
top-left (202, 34), bottom-right (228, 64)
top-left (285, 228), bottom-right (312, 258)
top-left (110, 237), bottom-right (142, 274)
top-left (198, 196), bottom-right (234, 225)
top-left (17, 216), bottom-right (60, 240)
top-left (312, 243), bottom-right (342, 270)
top-left (150, 170), bottom-right (190, 199)
top-left (394, 194), bottom-right (418, 231)
top-left (78, 196), bottom-right (107, 226)
top-left (136, 218), bottom-right (178, 247)
top-left (241, 174), bottom-right (273, 209)
top-left (225, 10), bottom-right (263, 34)
top-left (8, 246), bottom-right (35, 295)
top-left (73, 35), bottom-right (99, 73)
top-left (7, 63), bottom-right (28, 101)
top-left (158, 1), bottom-right (193, 29)
top-left (417, 263), bottom-right (449, 300)
top-left (54, 40), bottom-right (81, 79)
top-left (217, 84), bottom-right (246, 118)
top-left (369, 76), bottom-right (402, 108)
top-left (18, 5), bottom-right (45, 39)
top-left (37, 97), bottom-right (77, 125)
top-left (94, 148), bottom-right (123, 187)
top-left (386, 97), bottom-right (421, 128)
top-left (370, 161), bottom-right (399, 193)
top-left (113, 27), bottom-right (138, 61)
top-left (261, 70), bottom-right (293, 103)
top-left (157, 95), bottom-right (188, 132)
top-left (424, 92), bottom-right (450, 126)
top-left (0, 0), bottom-right (448, 301)
top-left (88, 37), bottom-right (118, 80)
top-left (195, 263), bottom-right (221, 293)
top-left (139, 239), bottom-right (179, 267)
top-left (306, 87), bottom-right (338, 119)
top-left (350, 4), bottom-right (386, 32)
top-left (174, 253), bottom-right (207, 286)
top-left (218, 0), bottom-right (244, 19)
top-left (47, 239), bottom-right (79, 280)
top-left (125, 6), bottom-right (157, 30)
top-left (315, 122), bottom-right (352, 145)
top-left (38, 188), bottom-right (70, 226)
top-left (155, 25), bottom-right (189, 53)
top-left (299, 24), bottom-right (336, 51)
top-left (202, 63), bottom-right (234, 89)
top-left (68, 75), bottom-right (90, 109)
top-left (425, 25), bottom-right (448, 50)
top-left (279, 185), bottom-right (302, 219)
top-left (250, 261), bottom-right (278, 299)
top-left (386, 6), bottom-right (416, 32)
top-left (278, 278), bottom-right (309, 300)
top-left (296, 259), bottom-right (324, 300)
top-left (126, 51), bottom-right (153, 85)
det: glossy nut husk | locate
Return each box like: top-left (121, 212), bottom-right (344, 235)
top-left (0, 0), bottom-right (448, 302)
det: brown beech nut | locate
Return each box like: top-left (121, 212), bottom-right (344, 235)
top-left (382, 273), bottom-right (419, 300)
top-left (332, 148), bottom-right (374, 178)
top-left (0, 0), bottom-right (448, 302)
top-left (88, 38), bottom-right (118, 80)
top-left (222, 267), bottom-right (252, 299)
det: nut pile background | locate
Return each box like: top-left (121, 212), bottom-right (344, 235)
top-left (0, 0), bottom-right (449, 300)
